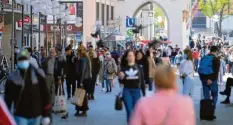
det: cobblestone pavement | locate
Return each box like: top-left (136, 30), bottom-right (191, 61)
top-left (1, 74), bottom-right (233, 125)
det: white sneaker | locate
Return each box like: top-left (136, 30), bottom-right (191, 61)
top-left (102, 88), bottom-right (105, 91)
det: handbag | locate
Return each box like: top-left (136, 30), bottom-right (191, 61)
top-left (53, 85), bottom-right (66, 113)
top-left (71, 88), bottom-right (86, 107)
top-left (115, 89), bottom-right (123, 111)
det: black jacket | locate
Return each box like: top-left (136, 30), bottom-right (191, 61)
top-left (136, 58), bottom-right (149, 84)
top-left (4, 66), bottom-right (51, 118)
top-left (90, 56), bottom-right (100, 76)
top-left (66, 53), bottom-right (76, 78)
top-left (54, 53), bottom-right (66, 80)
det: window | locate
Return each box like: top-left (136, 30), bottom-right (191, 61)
top-left (107, 5), bottom-right (109, 22)
top-left (111, 6), bottom-right (114, 20)
top-left (230, 30), bottom-right (233, 37)
top-left (192, 17), bottom-right (206, 28)
top-left (77, 2), bottom-right (83, 18)
top-left (96, 2), bottom-right (99, 20)
top-left (102, 3), bottom-right (105, 25)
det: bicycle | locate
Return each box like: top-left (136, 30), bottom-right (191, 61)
top-left (0, 66), bottom-right (10, 94)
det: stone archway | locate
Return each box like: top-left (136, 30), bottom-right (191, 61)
top-left (115, 0), bottom-right (188, 48)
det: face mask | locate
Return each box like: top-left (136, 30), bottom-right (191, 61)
top-left (17, 60), bottom-right (30, 70)
top-left (183, 54), bottom-right (188, 59)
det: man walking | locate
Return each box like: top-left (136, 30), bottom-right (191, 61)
top-left (65, 46), bottom-right (76, 99)
top-left (54, 44), bottom-right (66, 95)
top-left (198, 46), bottom-right (220, 120)
top-left (41, 48), bottom-right (56, 105)
top-left (4, 49), bottom-right (52, 125)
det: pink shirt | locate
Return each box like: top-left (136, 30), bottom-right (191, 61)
top-left (129, 90), bottom-right (195, 125)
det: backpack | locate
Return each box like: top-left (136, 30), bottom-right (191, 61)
top-left (198, 55), bottom-right (214, 75)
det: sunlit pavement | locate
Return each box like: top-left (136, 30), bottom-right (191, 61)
top-left (51, 73), bottom-right (233, 125)
top-left (1, 74), bottom-right (233, 125)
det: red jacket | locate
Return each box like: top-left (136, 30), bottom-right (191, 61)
top-left (0, 97), bottom-right (17, 125)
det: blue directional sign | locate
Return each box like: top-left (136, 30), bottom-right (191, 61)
top-left (126, 17), bottom-right (136, 27)
top-left (76, 32), bottom-right (82, 42)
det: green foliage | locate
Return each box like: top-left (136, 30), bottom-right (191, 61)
top-left (154, 5), bottom-right (165, 18)
top-left (154, 4), bottom-right (166, 28)
top-left (199, 0), bottom-right (230, 17)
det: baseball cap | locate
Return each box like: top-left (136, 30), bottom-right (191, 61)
top-left (17, 49), bottom-right (30, 61)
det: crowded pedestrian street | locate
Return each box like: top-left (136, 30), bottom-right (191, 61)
top-left (45, 73), bottom-right (233, 125)
top-left (1, 0), bottom-right (233, 125)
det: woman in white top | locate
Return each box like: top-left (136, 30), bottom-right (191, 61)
top-left (179, 49), bottom-right (195, 96)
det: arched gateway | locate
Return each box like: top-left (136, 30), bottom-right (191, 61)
top-left (115, 0), bottom-right (190, 49)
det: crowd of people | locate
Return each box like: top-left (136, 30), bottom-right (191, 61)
top-left (1, 35), bottom-right (233, 125)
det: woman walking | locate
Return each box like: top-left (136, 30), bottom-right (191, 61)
top-left (179, 49), bottom-right (195, 96)
top-left (145, 50), bottom-right (156, 91)
top-left (88, 49), bottom-right (100, 100)
top-left (129, 64), bottom-right (195, 125)
top-left (119, 50), bottom-right (144, 122)
top-left (104, 52), bottom-right (117, 93)
top-left (136, 50), bottom-right (149, 96)
top-left (75, 48), bottom-right (91, 117)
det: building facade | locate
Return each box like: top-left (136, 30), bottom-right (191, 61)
top-left (115, 0), bottom-right (190, 49)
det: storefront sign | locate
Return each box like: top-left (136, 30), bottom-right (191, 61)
top-left (126, 17), bottom-right (136, 28)
top-left (47, 24), bottom-right (82, 32)
top-left (126, 17), bottom-right (156, 27)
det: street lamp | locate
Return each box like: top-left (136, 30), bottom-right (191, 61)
top-left (15, 0), bottom-right (30, 47)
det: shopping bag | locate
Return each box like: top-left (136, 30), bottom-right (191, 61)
top-left (53, 85), bottom-right (66, 113)
top-left (115, 89), bottom-right (123, 111)
top-left (71, 88), bottom-right (86, 107)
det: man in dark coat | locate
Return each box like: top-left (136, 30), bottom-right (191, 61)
top-left (65, 46), bottom-right (76, 99)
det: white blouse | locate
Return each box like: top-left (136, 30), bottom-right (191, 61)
top-left (179, 60), bottom-right (194, 77)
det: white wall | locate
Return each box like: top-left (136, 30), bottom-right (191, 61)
top-left (222, 16), bottom-right (233, 31)
top-left (115, 0), bottom-right (187, 49)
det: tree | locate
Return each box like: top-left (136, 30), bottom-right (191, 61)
top-left (199, 0), bottom-right (231, 37)
top-left (154, 4), bottom-right (166, 28)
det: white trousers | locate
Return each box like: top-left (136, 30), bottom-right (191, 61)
top-left (183, 76), bottom-right (195, 97)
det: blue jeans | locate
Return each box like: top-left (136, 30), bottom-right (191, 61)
top-left (194, 59), bottom-right (199, 71)
top-left (148, 79), bottom-right (153, 91)
top-left (202, 80), bottom-right (218, 109)
top-left (171, 57), bottom-right (175, 65)
top-left (15, 116), bottom-right (41, 125)
top-left (122, 88), bottom-right (141, 122)
top-left (105, 79), bottom-right (112, 92)
top-left (102, 80), bottom-right (105, 88)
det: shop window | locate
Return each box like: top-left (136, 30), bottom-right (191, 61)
top-left (230, 30), bottom-right (233, 37)
top-left (77, 2), bottom-right (83, 18)
top-left (192, 16), bottom-right (206, 28)
top-left (111, 6), bottom-right (114, 20)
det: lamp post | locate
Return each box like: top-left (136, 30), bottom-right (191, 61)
top-left (15, 0), bottom-right (31, 48)
top-left (10, 0), bottom-right (15, 71)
